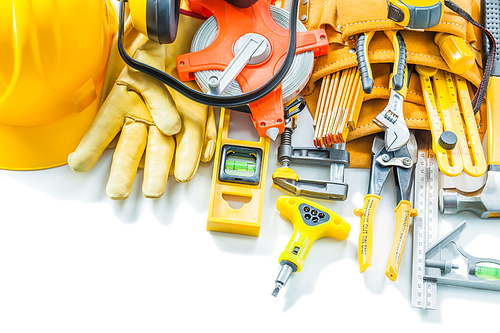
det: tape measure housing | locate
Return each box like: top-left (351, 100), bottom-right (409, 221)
top-left (388, 0), bottom-right (443, 29)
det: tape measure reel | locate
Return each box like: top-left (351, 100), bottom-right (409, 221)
top-left (190, 5), bottom-right (314, 104)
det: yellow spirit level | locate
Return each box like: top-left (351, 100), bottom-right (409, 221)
top-left (206, 108), bottom-right (270, 237)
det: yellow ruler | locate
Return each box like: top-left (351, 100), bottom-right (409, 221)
top-left (417, 66), bottom-right (486, 177)
top-left (454, 74), bottom-right (487, 175)
top-left (313, 68), bottom-right (363, 146)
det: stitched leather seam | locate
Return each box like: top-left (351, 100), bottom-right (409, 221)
top-left (338, 18), bottom-right (394, 30)
top-left (338, 20), bottom-right (466, 33)
top-left (312, 55), bottom-right (481, 83)
top-left (371, 85), bottom-right (423, 97)
top-left (125, 115), bottom-right (155, 126)
top-left (313, 55), bottom-right (357, 73)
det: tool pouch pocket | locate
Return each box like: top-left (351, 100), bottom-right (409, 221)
top-left (303, 0), bottom-right (486, 168)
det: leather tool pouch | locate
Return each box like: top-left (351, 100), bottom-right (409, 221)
top-left (302, 0), bottom-right (486, 168)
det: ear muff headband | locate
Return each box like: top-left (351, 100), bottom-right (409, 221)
top-left (146, 0), bottom-right (180, 44)
top-left (118, 0), bottom-right (300, 110)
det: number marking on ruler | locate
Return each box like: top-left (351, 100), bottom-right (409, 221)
top-left (419, 72), bottom-right (462, 177)
top-left (411, 134), bottom-right (438, 309)
top-left (454, 75), bottom-right (487, 176)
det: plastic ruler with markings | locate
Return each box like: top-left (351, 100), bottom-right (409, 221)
top-left (417, 67), bottom-right (486, 178)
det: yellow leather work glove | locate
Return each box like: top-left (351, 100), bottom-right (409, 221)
top-left (68, 14), bottom-right (216, 200)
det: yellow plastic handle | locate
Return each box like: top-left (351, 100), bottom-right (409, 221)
top-left (277, 196), bottom-right (350, 272)
top-left (385, 200), bottom-right (418, 281)
top-left (434, 33), bottom-right (475, 73)
top-left (354, 194), bottom-right (381, 273)
top-left (487, 77), bottom-right (500, 166)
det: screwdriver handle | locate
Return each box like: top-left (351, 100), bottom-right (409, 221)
top-left (354, 194), bottom-right (381, 272)
top-left (385, 200), bottom-right (417, 281)
top-left (277, 195), bottom-right (350, 272)
top-left (434, 33), bottom-right (474, 73)
top-left (279, 228), bottom-right (314, 272)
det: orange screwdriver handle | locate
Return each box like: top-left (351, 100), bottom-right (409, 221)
top-left (354, 194), bottom-right (381, 273)
top-left (385, 200), bottom-right (418, 281)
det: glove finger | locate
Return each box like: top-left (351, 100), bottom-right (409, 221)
top-left (174, 120), bottom-right (204, 183)
top-left (128, 41), bottom-right (182, 135)
top-left (107, 133), bottom-right (120, 149)
top-left (142, 126), bottom-right (176, 198)
top-left (106, 118), bottom-right (148, 200)
top-left (138, 151), bottom-right (146, 170)
top-left (141, 84), bottom-right (181, 136)
top-left (68, 85), bottom-right (130, 173)
top-left (200, 106), bottom-right (217, 163)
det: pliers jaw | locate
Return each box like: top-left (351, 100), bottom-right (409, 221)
top-left (369, 131), bottom-right (417, 197)
top-left (367, 134), bottom-right (393, 196)
top-left (391, 133), bottom-right (418, 202)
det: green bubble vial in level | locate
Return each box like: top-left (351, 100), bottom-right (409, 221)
top-left (475, 262), bottom-right (500, 281)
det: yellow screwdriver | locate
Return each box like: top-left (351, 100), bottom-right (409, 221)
top-left (272, 196), bottom-right (350, 296)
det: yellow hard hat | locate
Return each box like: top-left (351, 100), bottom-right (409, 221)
top-left (0, 0), bottom-right (118, 170)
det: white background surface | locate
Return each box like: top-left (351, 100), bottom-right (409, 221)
top-left (1, 107), bottom-right (500, 333)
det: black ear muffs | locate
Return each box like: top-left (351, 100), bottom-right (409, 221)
top-left (146, 0), bottom-right (181, 44)
top-left (224, 0), bottom-right (258, 8)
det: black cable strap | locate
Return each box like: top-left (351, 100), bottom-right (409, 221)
top-left (118, 0), bottom-right (301, 110)
top-left (445, 0), bottom-right (497, 115)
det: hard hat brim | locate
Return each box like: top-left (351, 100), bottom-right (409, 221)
top-left (0, 98), bottom-right (100, 171)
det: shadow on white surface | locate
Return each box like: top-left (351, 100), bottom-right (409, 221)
top-left (149, 160), bottom-right (214, 226)
top-left (279, 237), bottom-right (350, 311)
top-left (0, 145), bottom-right (216, 226)
top-left (207, 206), bottom-right (281, 256)
top-left (0, 149), bottom-right (113, 204)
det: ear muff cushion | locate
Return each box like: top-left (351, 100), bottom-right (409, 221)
top-left (225, 0), bottom-right (258, 8)
top-left (146, 0), bottom-right (180, 44)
